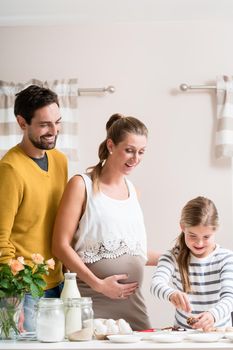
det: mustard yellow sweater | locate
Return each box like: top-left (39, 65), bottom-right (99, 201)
top-left (0, 145), bottom-right (67, 289)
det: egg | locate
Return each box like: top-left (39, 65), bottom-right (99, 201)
top-left (117, 319), bottom-right (132, 334)
top-left (94, 320), bottom-right (108, 335)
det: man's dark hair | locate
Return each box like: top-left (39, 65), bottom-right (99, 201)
top-left (14, 85), bottom-right (59, 124)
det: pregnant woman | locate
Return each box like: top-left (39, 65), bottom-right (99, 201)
top-left (52, 113), bottom-right (160, 330)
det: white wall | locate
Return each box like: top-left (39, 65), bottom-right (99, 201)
top-left (0, 20), bottom-right (232, 327)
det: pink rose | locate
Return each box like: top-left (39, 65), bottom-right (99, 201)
top-left (32, 253), bottom-right (44, 265)
top-left (45, 258), bottom-right (55, 270)
top-left (17, 256), bottom-right (25, 265)
top-left (9, 259), bottom-right (24, 275)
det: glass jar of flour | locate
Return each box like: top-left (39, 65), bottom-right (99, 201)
top-left (65, 297), bottom-right (94, 341)
top-left (36, 298), bottom-right (65, 342)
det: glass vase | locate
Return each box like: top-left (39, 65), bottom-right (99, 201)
top-left (0, 296), bottom-right (23, 340)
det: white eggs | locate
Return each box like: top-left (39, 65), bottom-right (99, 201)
top-left (94, 318), bottom-right (132, 338)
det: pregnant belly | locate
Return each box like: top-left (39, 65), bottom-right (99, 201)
top-left (77, 254), bottom-right (150, 331)
top-left (86, 254), bottom-right (145, 285)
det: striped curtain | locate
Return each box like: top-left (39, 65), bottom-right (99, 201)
top-left (0, 79), bottom-right (79, 161)
top-left (216, 75), bottom-right (233, 158)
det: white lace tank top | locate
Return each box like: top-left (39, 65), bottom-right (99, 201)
top-left (73, 174), bottom-right (147, 264)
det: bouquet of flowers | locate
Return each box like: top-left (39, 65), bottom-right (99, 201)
top-left (0, 253), bottom-right (55, 339)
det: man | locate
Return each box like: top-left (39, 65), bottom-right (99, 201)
top-left (0, 85), bottom-right (68, 331)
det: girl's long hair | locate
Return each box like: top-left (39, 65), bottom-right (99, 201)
top-left (172, 196), bottom-right (218, 293)
top-left (87, 113), bottom-right (148, 192)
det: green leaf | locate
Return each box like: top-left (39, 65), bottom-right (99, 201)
top-left (34, 279), bottom-right (46, 288)
top-left (30, 283), bottom-right (43, 298)
top-left (0, 290), bottom-right (6, 297)
top-left (31, 273), bottom-right (42, 279)
top-left (23, 266), bottom-right (32, 274)
top-left (23, 276), bottom-right (32, 283)
top-left (1, 279), bottom-right (10, 288)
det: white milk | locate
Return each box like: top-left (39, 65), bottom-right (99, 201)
top-left (65, 302), bottom-right (82, 335)
top-left (61, 273), bottom-right (82, 336)
top-left (60, 272), bottom-right (81, 299)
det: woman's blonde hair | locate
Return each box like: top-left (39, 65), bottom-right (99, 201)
top-left (87, 113), bottom-right (148, 192)
top-left (172, 196), bottom-right (219, 293)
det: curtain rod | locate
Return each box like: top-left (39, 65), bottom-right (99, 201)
top-left (179, 83), bottom-right (216, 91)
top-left (78, 85), bottom-right (115, 95)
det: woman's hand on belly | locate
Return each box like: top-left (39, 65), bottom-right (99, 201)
top-left (95, 274), bottom-right (139, 300)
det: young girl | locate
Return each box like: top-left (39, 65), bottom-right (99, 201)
top-left (151, 196), bottom-right (233, 331)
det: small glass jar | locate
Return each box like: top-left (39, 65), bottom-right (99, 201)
top-left (36, 298), bottom-right (65, 342)
top-left (64, 297), bottom-right (94, 341)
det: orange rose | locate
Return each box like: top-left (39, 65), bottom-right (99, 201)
top-left (17, 256), bottom-right (25, 265)
top-left (9, 259), bottom-right (24, 275)
top-left (45, 258), bottom-right (55, 270)
top-left (32, 253), bottom-right (44, 264)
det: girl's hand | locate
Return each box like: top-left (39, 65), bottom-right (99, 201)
top-left (191, 312), bottom-right (215, 332)
top-left (97, 274), bottom-right (139, 299)
top-left (169, 291), bottom-right (192, 313)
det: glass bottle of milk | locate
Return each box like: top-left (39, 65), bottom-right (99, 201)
top-left (60, 272), bottom-right (81, 299)
top-left (60, 272), bottom-right (82, 337)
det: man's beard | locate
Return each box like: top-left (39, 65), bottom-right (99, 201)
top-left (29, 134), bottom-right (58, 150)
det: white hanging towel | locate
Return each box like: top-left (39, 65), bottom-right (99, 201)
top-left (42, 79), bottom-right (79, 162)
top-left (216, 75), bottom-right (233, 158)
top-left (0, 81), bottom-right (23, 158)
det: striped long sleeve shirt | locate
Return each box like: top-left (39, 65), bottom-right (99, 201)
top-left (150, 245), bottom-right (233, 328)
